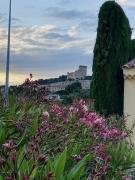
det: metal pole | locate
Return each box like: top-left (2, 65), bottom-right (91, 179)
top-left (4, 0), bottom-right (12, 106)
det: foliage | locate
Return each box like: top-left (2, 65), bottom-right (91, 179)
top-left (10, 74), bottom-right (48, 105)
top-left (61, 89), bottom-right (90, 106)
top-left (38, 75), bottom-right (67, 85)
top-left (130, 39), bottom-right (135, 60)
top-left (56, 82), bottom-right (90, 105)
top-left (0, 94), bottom-right (134, 179)
top-left (65, 82), bottom-right (82, 94)
top-left (90, 1), bottom-right (132, 116)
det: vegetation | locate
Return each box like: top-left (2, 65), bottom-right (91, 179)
top-left (38, 75), bottom-right (67, 85)
top-left (90, 1), bottom-right (132, 116)
top-left (65, 82), bottom-right (82, 94)
top-left (38, 76), bottom-right (92, 85)
top-left (1, 1), bottom-right (135, 179)
top-left (130, 39), bottom-right (135, 60)
top-left (0, 78), bottom-right (135, 179)
top-left (56, 82), bottom-right (90, 105)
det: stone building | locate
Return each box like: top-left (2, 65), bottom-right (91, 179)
top-left (40, 79), bottom-right (91, 93)
top-left (123, 59), bottom-right (135, 143)
top-left (67, 65), bottom-right (87, 80)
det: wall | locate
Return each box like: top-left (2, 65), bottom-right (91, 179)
top-left (40, 80), bottom-right (91, 93)
top-left (123, 68), bottom-right (135, 143)
top-left (67, 66), bottom-right (87, 80)
top-left (67, 72), bottom-right (75, 80)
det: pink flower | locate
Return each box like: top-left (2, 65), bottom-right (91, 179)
top-left (6, 177), bottom-right (11, 180)
top-left (51, 104), bottom-right (64, 118)
top-left (123, 176), bottom-right (132, 180)
top-left (69, 100), bottom-right (88, 118)
top-left (82, 104), bottom-right (88, 112)
top-left (2, 140), bottom-right (14, 151)
top-left (42, 111), bottom-right (49, 120)
top-left (84, 113), bottom-right (105, 128)
top-left (121, 132), bottom-right (128, 138)
top-left (63, 118), bottom-right (69, 124)
top-left (102, 128), bottom-right (128, 140)
top-left (94, 117), bottom-right (105, 124)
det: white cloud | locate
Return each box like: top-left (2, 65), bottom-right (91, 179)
top-left (117, 0), bottom-right (135, 7)
top-left (67, 26), bottom-right (78, 37)
top-left (0, 24), bottom-right (93, 54)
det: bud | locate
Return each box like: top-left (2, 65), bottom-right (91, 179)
top-left (37, 154), bottom-right (47, 164)
top-left (47, 172), bottom-right (54, 178)
top-left (12, 150), bottom-right (16, 165)
top-left (22, 175), bottom-right (28, 180)
top-left (6, 177), bottom-right (11, 180)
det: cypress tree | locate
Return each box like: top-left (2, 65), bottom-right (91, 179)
top-left (130, 39), bottom-right (135, 60)
top-left (90, 1), bottom-right (131, 115)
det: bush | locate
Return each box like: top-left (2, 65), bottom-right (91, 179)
top-left (0, 97), bottom-right (135, 179)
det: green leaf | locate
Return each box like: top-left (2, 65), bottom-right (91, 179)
top-left (16, 129), bottom-right (27, 149)
top-left (45, 158), bottom-right (53, 176)
top-left (29, 167), bottom-right (38, 179)
top-left (30, 112), bottom-right (40, 136)
top-left (67, 154), bottom-right (93, 180)
top-left (54, 147), bottom-right (67, 180)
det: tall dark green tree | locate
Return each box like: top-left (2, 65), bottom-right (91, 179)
top-left (130, 39), bottom-right (135, 60)
top-left (90, 1), bottom-right (131, 115)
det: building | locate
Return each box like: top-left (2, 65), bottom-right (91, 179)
top-left (67, 65), bottom-right (87, 80)
top-left (67, 72), bottom-right (75, 80)
top-left (46, 94), bottom-right (61, 101)
top-left (40, 79), bottom-right (91, 93)
top-left (123, 59), bottom-right (135, 143)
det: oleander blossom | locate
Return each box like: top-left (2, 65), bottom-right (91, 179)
top-left (51, 104), bottom-right (64, 118)
top-left (82, 112), bottom-right (105, 128)
top-left (123, 176), bottom-right (132, 180)
top-left (69, 100), bottom-right (88, 118)
top-left (41, 111), bottom-right (49, 120)
top-left (93, 144), bottom-right (106, 160)
top-left (102, 128), bottom-right (128, 140)
top-left (2, 140), bottom-right (15, 151)
top-left (80, 111), bottom-right (128, 141)
top-left (63, 118), bottom-right (69, 124)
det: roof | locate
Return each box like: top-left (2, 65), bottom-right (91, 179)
top-left (123, 59), bottom-right (135, 69)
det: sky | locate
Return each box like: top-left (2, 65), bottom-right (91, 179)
top-left (0, 0), bottom-right (135, 85)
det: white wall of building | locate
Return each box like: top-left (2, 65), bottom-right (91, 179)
top-left (40, 80), bottom-right (91, 93)
top-left (123, 68), bottom-right (135, 143)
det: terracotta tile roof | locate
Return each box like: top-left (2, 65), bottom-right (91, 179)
top-left (123, 59), bottom-right (135, 69)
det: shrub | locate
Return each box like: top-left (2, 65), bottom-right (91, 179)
top-left (0, 98), bottom-right (134, 179)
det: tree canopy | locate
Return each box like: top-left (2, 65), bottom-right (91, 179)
top-left (90, 1), bottom-right (131, 115)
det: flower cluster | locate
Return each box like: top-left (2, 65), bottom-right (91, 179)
top-left (103, 128), bottom-right (128, 141)
top-left (0, 98), bottom-right (132, 179)
top-left (2, 140), bottom-right (15, 151)
top-left (51, 104), bottom-right (69, 124)
top-left (17, 74), bottom-right (48, 103)
top-left (69, 99), bottom-right (88, 118)
top-left (51, 104), bottom-right (64, 118)
top-left (2, 140), bottom-right (19, 179)
top-left (27, 111), bottom-right (50, 157)
top-left (82, 112), bottom-right (105, 128)
top-left (49, 100), bottom-right (129, 143)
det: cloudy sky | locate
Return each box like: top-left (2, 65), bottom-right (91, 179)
top-left (0, 0), bottom-right (135, 85)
